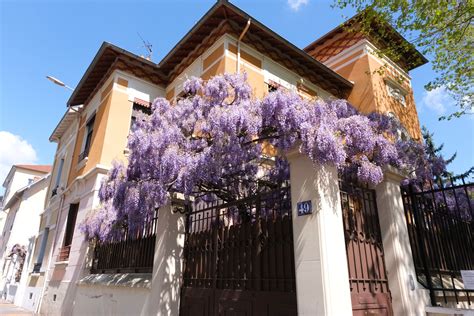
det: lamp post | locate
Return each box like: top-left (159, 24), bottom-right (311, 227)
top-left (45, 75), bottom-right (79, 112)
top-left (46, 75), bottom-right (74, 91)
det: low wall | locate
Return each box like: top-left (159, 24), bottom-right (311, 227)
top-left (73, 273), bottom-right (152, 316)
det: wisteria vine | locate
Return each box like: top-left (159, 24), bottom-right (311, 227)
top-left (81, 73), bottom-right (449, 241)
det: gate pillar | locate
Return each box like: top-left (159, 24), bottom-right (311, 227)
top-left (143, 204), bottom-right (186, 316)
top-left (375, 168), bottom-right (429, 316)
top-left (287, 151), bottom-right (352, 316)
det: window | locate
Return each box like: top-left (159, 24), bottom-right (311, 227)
top-left (387, 112), bottom-right (410, 141)
top-left (58, 203), bottom-right (79, 261)
top-left (266, 80), bottom-right (281, 93)
top-left (79, 114), bottom-right (96, 161)
top-left (386, 81), bottom-right (407, 106)
top-left (52, 158), bottom-right (64, 196)
top-left (33, 228), bottom-right (49, 273)
top-left (130, 104), bottom-right (151, 133)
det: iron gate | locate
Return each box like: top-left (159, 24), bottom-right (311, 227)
top-left (340, 180), bottom-right (393, 315)
top-left (402, 178), bottom-right (474, 306)
top-left (179, 187), bottom-right (297, 316)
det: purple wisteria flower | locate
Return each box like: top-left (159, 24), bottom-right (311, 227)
top-left (82, 73), bottom-right (448, 241)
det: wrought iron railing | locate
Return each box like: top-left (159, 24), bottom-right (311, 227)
top-left (32, 263), bottom-right (42, 273)
top-left (180, 186), bottom-right (297, 315)
top-left (182, 186), bottom-right (295, 291)
top-left (90, 208), bottom-right (158, 274)
top-left (57, 245), bottom-right (71, 262)
top-left (402, 177), bottom-right (474, 306)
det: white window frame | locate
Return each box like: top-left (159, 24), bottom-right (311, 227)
top-left (385, 79), bottom-right (408, 107)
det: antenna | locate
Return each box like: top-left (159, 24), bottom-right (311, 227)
top-left (137, 32), bottom-right (153, 60)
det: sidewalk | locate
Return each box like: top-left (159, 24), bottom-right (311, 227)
top-left (0, 300), bottom-right (33, 315)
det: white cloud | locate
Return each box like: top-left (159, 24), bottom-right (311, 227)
top-left (420, 86), bottom-right (454, 115)
top-left (0, 131), bottom-right (38, 187)
top-left (288, 0), bottom-right (309, 11)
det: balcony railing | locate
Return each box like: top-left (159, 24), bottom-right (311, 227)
top-left (78, 150), bottom-right (88, 162)
top-left (32, 263), bottom-right (42, 273)
top-left (57, 245), bottom-right (71, 262)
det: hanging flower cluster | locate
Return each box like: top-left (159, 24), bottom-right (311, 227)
top-left (81, 73), bottom-right (445, 241)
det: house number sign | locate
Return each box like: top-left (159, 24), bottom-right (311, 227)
top-left (297, 200), bottom-right (312, 216)
top-left (461, 270), bottom-right (474, 290)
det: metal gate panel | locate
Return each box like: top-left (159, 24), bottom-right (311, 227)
top-left (340, 180), bottom-right (393, 315)
top-left (180, 187), bottom-right (297, 316)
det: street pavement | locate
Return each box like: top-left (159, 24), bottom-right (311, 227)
top-left (0, 300), bottom-right (33, 315)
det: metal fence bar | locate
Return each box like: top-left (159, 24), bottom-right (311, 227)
top-left (90, 211), bottom-right (158, 274)
top-left (402, 177), bottom-right (474, 306)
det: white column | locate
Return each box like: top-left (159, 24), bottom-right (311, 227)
top-left (143, 204), bottom-right (186, 316)
top-left (375, 168), bottom-right (429, 316)
top-left (287, 151), bottom-right (352, 316)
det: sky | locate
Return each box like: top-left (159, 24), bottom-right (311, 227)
top-left (0, 0), bottom-right (473, 187)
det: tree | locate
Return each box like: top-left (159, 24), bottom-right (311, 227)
top-left (421, 125), bottom-right (473, 180)
top-left (81, 73), bottom-right (445, 241)
top-left (333, 0), bottom-right (474, 120)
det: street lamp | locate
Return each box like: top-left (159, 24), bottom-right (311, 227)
top-left (46, 75), bottom-right (79, 112)
top-left (46, 75), bottom-right (74, 91)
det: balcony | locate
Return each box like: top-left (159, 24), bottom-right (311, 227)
top-left (32, 263), bottom-right (42, 273)
top-left (78, 150), bottom-right (88, 162)
top-left (57, 245), bottom-right (71, 262)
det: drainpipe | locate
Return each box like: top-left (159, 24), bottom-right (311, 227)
top-left (237, 19), bottom-right (251, 74)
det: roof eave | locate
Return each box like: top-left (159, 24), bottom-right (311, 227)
top-left (304, 10), bottom-right (428, 71)
top-left (158, 0), bottom-right (353, 96)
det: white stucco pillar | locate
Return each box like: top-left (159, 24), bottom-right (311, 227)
top-left (143, 204), bottom-right (185, 316)
top-left (287, 151), bottom-right (352, 316)
top-left (375, 168), bottom-right (429, 316)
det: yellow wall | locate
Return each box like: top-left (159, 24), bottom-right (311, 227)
top-left (99, 80), bottom-right (133, 166)
top-left (226, 44), bottom-right (265, 99)
top-left (366, 55), bottom-right (422, 140)
top-left (334, 54), bottom-right (377, 115)
top-left (67, 78), bottom-right (132, 185)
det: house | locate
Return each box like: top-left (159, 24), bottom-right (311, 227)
top-left (0, 165), bottom-right (52, 241)
top-left (16, 107), bottom-right (81, 313)
top-left (0, 165), bottom-right (51, 308)
top-left (35, 1), bottom-right (448, 315)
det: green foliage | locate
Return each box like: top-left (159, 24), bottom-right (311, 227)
top-left (334, 0), bottom-right (474, 120)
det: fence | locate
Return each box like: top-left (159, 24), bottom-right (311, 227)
top-left (90, 208), bottom-right (159, 274)
top-left (339, 179), bottom-right (392, 314)
top-left (402, 177), bottom-right (474, 306)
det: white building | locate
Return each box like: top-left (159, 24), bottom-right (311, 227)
top-left (0, 165), bottom-right (51, 306)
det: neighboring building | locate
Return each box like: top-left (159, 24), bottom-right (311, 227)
top-left (19, 107), bottom-right (81, 313)
top-left (36, 1), bottom-right (435, 315)
top-left (0, 166), bottom-right (51, 307)
top-left (0, 165), bottom-right (52, 239)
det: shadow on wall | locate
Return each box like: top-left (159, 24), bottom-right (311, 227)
top-left (142, 206), bottom-right (185, 316)
top-left (43, 236), bottom-right (90, 315)
top-left (373, 77), bottom-right (421, 141)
